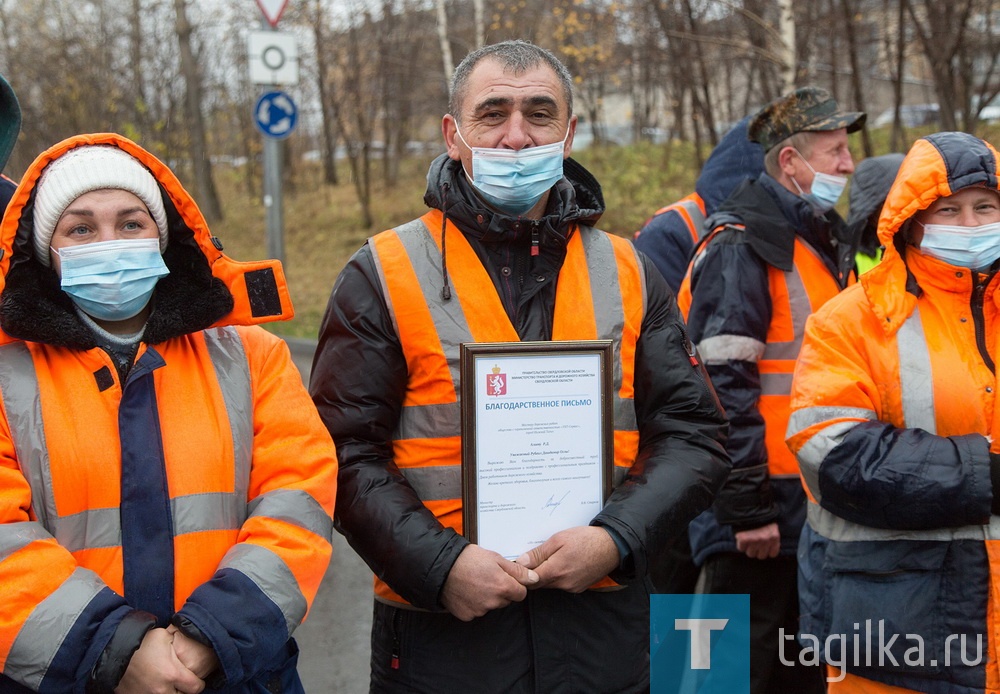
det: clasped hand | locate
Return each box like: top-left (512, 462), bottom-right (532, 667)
top-left (115, 626), bottom-right (219, 694)
top-left (441, 526), bottom-right (620, 622)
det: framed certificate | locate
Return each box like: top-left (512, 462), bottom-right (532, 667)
top-left (460, 340), bottom-right (614, 559)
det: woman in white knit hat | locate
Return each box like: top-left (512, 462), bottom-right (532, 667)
top-left (0, 134), bottom-right (337, 694)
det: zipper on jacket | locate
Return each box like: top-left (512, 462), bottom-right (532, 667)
top-left (390, 607), bottom-right (402, 670)
top-left (972, 273), bottom-right (996, 374)
top-left (673, 322), bottom-right (717, 405)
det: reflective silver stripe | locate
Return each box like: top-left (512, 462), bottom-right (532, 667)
top-left (220, 543), bottom-right (307, 636)
top-left (760, 372), bottom-right (793, 396)
top-left (5, 567), bottom-right (105, 689)
top-left (584, 230), bottom-right (625, 400)
top-left (393, 219), bottom-right (468, 393)
top-left (247, 488), bottom-right (333, 541)
top-left (0, 522), bottom-right (51, 561)
top-left (897, 306), bottom-right (936, 434)
top-left (808, 501), bottom-right (993, 542)
top-left (787, 406), bottom-right (878, 438)
top-left (582, 229), bottom-right (640, 434)
top-left (788, 408), bottom-right (876, 504)
top-left (795, 420), bottom-right (865, 503)
top-left (697, 334), bottom-right (766, 363)
top-left (614, 396), bottom-right (638, 432)
top-left (368, 233), bottom-right (403, 346)
top-left (203, 327), bottom-right (254, 520)
top-left (396, 402), bottom-right (460, 440)
top-left (762, 260), bottom-right (810, 361)
top-left (675, 199), bottom-right (707, 238)
top-left (172, 493), bottom-right (245, 537)
top-left (613, 465), bottom-right (628, 488)
top-left (50, 508), bottom-right (119, 552)
top-left (400, 465), bottom-right (463, 502)
top-left (0, 342), bottom-right (55, 529)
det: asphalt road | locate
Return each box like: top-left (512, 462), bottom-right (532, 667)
top-left (286, 337), bottom-right (373, 694)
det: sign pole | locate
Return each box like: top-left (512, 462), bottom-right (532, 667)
top-left (263, 121), bottom-right (284, 264)
top-left (261, 17), bottom-right (283, 265)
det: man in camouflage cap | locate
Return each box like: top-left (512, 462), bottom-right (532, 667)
top-left (677, 86), bottom-right (865, 694)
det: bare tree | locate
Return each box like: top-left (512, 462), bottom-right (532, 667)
top-left (174, 0), bottom-right (223, 221)
top-left (436, 0), bottom-right (455, 85)
top-left (777, 0), bottom-right (795, 92)
top-left (311, 0), bottom-right (340, 185)
top-left (839, 0), bottom-right (873, 156)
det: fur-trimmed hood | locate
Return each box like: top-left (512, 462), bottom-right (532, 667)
top-left (0, 133), bottom-right (293, 349)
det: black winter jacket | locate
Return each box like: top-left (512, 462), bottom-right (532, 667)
top-left (685, 174), bottom-right (850, 564)
top-left (309, 155), bottom-right (730, 689)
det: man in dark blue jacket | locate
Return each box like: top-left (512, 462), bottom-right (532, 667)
top-left (680, 87), bottom-right (864, 694)
top-left (634, 117), bottom-right (764, 293)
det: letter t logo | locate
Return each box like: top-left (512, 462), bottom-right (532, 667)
top-left (675, 619), bottom-right (729, 669)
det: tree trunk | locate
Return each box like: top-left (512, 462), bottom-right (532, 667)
top-left (436, 0), bottom-right (454, 87)
top-left (839, 0), bottom-right (872, 157)
top-left (174, 0), bottom-right (223, 222)
top-left (777, 0), bottom-right (796, 93)
top-left (311, 0), bottom-right (339, 185)
top-left (473, 0), bottom-right (485, 49)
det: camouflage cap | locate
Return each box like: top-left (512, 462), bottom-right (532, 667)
top-left (748, 86), bottom-right (865, 152)
top-left (0, 72), bottom-right (20, 172)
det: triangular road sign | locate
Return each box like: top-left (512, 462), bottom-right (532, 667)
top-left (255, 0), bottom-right (289, 28)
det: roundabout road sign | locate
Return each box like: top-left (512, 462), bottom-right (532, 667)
top-left (254, 90), bottom-right (297, 139)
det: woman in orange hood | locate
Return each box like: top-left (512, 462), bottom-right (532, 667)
top-left (0, 134), bottom-right (337, 693)
top-left (787, 130), bottom-right (1000, 693)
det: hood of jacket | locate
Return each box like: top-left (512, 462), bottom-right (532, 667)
top-left (0, 133), bottom-right (293, 349)
top-left (863, 131), bottom-right (1000, 335)
top-left (421, 152), bottom-right (604, 248)
top-left (845, 152), bottom-right (905, 256)
top-left (695, 115), bottom-right (765, 215)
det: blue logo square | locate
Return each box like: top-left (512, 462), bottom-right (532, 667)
top-left (650, 594), bottom-right (750, 694)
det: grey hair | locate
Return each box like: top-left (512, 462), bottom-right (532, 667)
top-left (764, 131), bottom-right (818, 177)
top-left (448, 40), bottom-right (574, 122)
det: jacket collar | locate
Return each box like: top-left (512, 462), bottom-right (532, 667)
top-left (714, 174), bottom-right (845, 275)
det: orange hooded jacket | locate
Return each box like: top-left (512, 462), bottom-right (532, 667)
top-left (0, 134), bottom-right (336, 692)
top-left (787, 132), bottom-right (1000, 692)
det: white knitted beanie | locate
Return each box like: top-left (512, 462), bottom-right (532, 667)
top-left (32, 145), bottom-right (169, 267)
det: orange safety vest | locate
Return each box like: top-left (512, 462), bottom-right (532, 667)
top-left (678, 230), bottom-right (845, 477)
top-left (634, 193), bottom-right (706, 242)
top-left (368, 209), bottom-right (644, 605)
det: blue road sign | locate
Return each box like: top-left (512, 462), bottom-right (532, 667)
top-left (254, 90), bottom-right (297, 139)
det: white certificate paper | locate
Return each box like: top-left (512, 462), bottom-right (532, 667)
top-left (463, 344), bottom-right (611, 559)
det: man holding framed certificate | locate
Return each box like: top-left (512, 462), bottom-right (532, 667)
top-left (310, 39), bottom-right (731, 693)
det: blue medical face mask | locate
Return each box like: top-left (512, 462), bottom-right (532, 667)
top-left (791, 149), bottom-right (848, 214)
top-left (54, 238), bottom-right (170, 322)
top-left (455, 126), bottom-right (569, 215)
top-left (917, 221), bottom-right (1000, 270)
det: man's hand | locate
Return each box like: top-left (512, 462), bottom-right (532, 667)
top-left (166, 626), bottom-right (220, 681)
top-left (441, 544), bottom-right (539, 621)
top-left (734, 522), bottom-right (780, 559)
top-left (514, 526), bottom-right (619, 593)
top-left (115, 628), bottom-right (205, 694)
